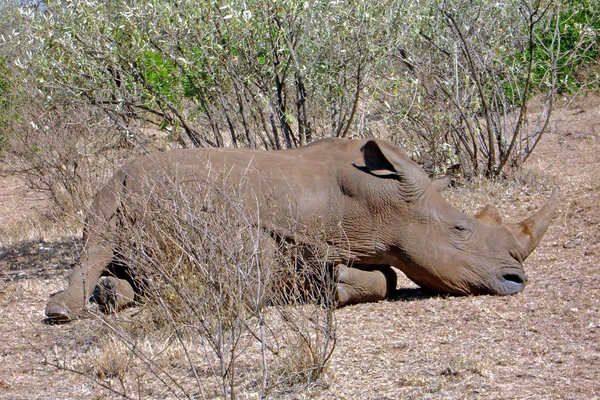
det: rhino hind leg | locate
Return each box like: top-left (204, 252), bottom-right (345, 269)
top-left (335, 264), bottom-right (397, 306)
top-left (91, 276), bottom-right (136, 314)
top-left (44, 238), bottom-right (114, 322)
top-left (45, 292), bottom-right (84, 322)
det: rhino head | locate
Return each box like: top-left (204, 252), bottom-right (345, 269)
top-left (359, 140), bottom-right (558, 296)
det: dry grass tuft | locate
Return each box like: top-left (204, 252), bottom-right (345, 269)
top-left (86, 336), bottom-right (131, 381)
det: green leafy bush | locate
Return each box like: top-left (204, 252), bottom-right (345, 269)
top-left (531, 0), bottom-right (600, 92)
top-left (0, 57), bottom-right (11, 150)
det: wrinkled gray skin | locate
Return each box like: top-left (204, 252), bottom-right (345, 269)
top-left (45, 138), bottom-right (558, 321)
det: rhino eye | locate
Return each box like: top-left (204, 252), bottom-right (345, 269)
top-left (452, 223), bottom-right (473, 239)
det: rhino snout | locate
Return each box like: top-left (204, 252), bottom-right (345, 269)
top-left (497, 271), bottom-right (527, 295)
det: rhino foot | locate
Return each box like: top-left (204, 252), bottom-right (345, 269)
top-left (91, 276), bottom-right (135, 314)
top-left (44, 289), bottom-right (90, 323)
top-left (43, 301), bottom-right (73, 324)
top-left (44, 294), bottom-right (83, 323)
top-left (335, 283), bottom-right (351, 306)
top-left (91, 276), bottom-right (118, 313)
top-left (335, 264), bottom-right (397, 307)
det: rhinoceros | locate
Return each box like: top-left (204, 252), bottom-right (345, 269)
top-left (44, 138), bottom-right (558, 321)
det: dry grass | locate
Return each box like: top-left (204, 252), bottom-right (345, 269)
top-left (0, 174), bottom-right (75, 247)
top-left (85, 336), bottom-right (132, 381)
top-left (0, 94), bottom-right (599, 399)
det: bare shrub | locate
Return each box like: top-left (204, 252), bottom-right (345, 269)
top-left (1, 0), bottom-right (595, 228)
top-left (2, 92), bottom-right (123, 218)
top-left (379, 1), bottom-right (598, 178)
top-left (81, 171), bottom-right (337, 398)
top-left (8, 0), bottom-right (594, 176)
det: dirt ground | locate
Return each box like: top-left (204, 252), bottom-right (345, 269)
top-left (1, 94), bottom-right (599, 399)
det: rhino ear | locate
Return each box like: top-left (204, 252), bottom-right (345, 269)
top-left (361, 140), bottom-right (431, 197)
top-left (361, 139), bottom-right (429, 182)
top-left (360, 140), bottom-right (399, 177)
top-left (475, 205), bottom-right (503, 226)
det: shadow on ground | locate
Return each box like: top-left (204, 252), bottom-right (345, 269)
top-left (0, 238), bottom-right (81, 281)
top-left (388, 287), bottom-right (446, 302)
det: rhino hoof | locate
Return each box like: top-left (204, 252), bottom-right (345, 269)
top-left (43, 302), bottom-right (72, 324)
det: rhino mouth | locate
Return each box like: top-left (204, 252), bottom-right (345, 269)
top-left (498, 272), bottom-right (527, 295)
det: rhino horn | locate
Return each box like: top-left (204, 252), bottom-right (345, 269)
top-left (475, 204), bottom-right (503, 225)
top-left (508, 189), bottom-right (559, 260)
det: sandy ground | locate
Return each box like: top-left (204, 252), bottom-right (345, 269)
top-left (0, 94), bottom-right (599, 399)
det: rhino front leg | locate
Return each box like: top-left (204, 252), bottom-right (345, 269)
top-left (91, 276), bottom-right (136, 314)
top-left (335, 265), bottom-right (397, 306)
top-left (45, 238), bottom-right (113, 322)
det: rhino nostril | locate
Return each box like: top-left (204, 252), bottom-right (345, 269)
top-left (498, 273), bottom-right (527, 295)
top-left (503, 273), bottom-right (525, 285)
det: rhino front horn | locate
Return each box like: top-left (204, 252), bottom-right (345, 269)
top-left (508, 189), bottom-right (559, 260)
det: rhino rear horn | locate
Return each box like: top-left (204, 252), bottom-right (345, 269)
top-left (475, 205), bottom-right (503, 226)
top-left (508, 189), bottom-right (559, 260)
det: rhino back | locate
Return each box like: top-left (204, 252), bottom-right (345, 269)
top-left (117, 143), bottom-right (348, 228)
